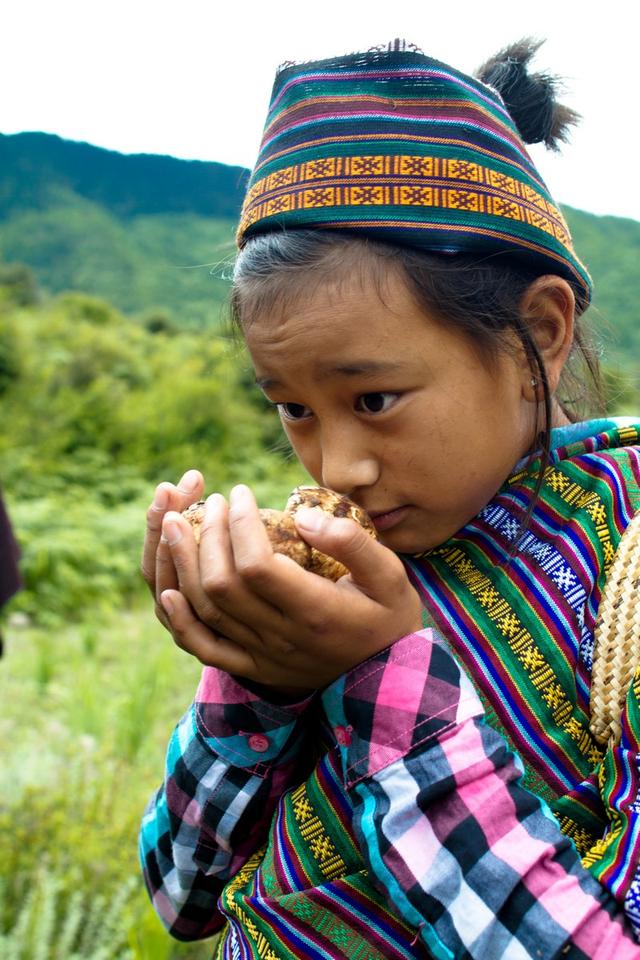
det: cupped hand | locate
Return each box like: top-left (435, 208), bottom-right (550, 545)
top-left (159, 484), bottom-right (424, 690)
top-left (140, 469), bottom-right (205, 628)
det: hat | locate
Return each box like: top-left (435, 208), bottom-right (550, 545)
top-left (237, 41), bottom-right (592, 306)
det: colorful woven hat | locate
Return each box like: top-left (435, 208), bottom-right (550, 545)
top-left (237, 41), bottom-right (592, 306)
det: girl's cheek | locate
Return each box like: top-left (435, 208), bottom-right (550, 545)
top-left (293, 436), bottom-right (322, 479)
top-left (281, 425), bottom-right (309, 464)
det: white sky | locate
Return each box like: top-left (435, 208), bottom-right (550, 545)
top-left (2, 0), bottom-right (639, 221)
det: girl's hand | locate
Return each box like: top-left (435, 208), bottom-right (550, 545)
top-left (141, 469), bottom-right (204, 628)
top-left (159, 484), bottom-right (424, 690)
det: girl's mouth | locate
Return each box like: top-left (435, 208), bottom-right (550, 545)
top-left (369, 506), bottom-right (410, 532)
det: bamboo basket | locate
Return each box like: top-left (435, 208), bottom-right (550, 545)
top-left (590, 511), bottom-right (640, 746)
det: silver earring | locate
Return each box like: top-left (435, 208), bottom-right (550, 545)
top-left (531, 377), bottom-right (537, 387)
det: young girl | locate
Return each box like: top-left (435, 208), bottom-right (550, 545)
top-left (139, 39), bottom-right (640, 958)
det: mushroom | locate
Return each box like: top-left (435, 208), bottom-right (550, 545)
top-left (182, 486), bottom-right (376, 581)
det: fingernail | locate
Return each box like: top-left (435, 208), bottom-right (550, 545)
top-left (295, 508), bottom-right (325, 532)
top-left (205, 493), bottom-right (224, 517)
top-left (229, 484), bottom-right (250, 507)
top-left (162, 519), bottom-right (182, 546)
top-left (160, 591), bottom-right (174, 616)
top-left (178, 470), bottom-right (200, 494)
top-left (152, 486), bottom-right (169, 510)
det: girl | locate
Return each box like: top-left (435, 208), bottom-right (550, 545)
top-left (139, 39), bottom-right (640, 958)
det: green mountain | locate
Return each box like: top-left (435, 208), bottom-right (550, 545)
top-left (0, 132), bottom-right (248, 328)
top-left (0, 131), bottom-right (638, 368)
top-left (0, 131), bottom-right (248, 219)
top-left (559, 207), bottom-right (640, 366)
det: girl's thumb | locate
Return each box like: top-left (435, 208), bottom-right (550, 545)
top-left (294, 507), bottom-right (380, 583)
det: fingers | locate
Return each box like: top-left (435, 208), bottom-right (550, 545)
top-left (141, 469), bottom-right (204, 596)
top-left (156, 511), bottom-right (194, 603)
top-left (160, 589), bottom-right (256, 675)
top-left (293, 506), bottom-right (407, 599)
top-left (196, 493), bottom-right (234, 581)
top-left (162, 497), bottom-right (290, 649)
top-left (142, 482), bottom-right (173, 593)
top-left (223, 485), bottom-right (343, 622)
top-left (158, 483), bottom-right (424, 687)
top-left (226, 485), bottom-right (281, 577)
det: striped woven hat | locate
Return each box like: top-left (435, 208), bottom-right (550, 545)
top-left (237, 41), bottom-right (592, 306)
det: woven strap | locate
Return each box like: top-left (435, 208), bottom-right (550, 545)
top-left (590, 511), bottom-right (640, 745)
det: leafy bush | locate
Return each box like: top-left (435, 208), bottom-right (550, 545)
top-left (0, 286), bottom-right (305, 623)
top-left (0, 261), bottom-right (40, 306)
top-left (0, 289), bottom-right (301, 489)
top-left (6, 494), bottom-right (145, 626)
top-left (0, 308), bottom-right (23, 394)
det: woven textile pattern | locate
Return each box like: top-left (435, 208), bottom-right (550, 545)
top-left (591, 512), bottom-right (640, 744)
top-left (237, 48), bottom-right (592, 304)
top-left (407, 424), bottom-right (640, 883)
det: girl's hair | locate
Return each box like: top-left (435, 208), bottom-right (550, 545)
top-left (475, 38), bottom-right (581, 152)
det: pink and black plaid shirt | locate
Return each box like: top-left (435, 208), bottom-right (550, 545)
top-left (140, 629), bottom-right (639, 958)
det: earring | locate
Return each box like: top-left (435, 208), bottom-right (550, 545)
top-left (531, 377), bottom-right (538, 387)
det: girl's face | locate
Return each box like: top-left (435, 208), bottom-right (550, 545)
top-left (244, 264), bottom-right (538, 553)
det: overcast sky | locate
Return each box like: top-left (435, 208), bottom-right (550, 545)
top-left (2, 0), bottom-right (639, 221)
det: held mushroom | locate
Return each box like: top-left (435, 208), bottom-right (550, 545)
top-left (182, 486), bottom-right (377, 581)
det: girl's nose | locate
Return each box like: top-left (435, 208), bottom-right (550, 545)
top-left (320, 432), bottom-right (379, 494)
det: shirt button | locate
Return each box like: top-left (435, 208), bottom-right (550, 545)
top-left (247, 733), bottom-right (270, 753)
top-left (334, 725), bottom-right (352, 747)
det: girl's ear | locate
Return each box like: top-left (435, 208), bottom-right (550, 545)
top-left (519, 275), bottom-right (575, 400)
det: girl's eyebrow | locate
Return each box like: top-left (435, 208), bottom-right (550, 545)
top-left (256, 360), bottom-right (408, 391)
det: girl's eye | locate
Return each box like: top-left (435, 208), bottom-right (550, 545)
top-left (354, 392), bottom-right (399, 414)
top-left (277, 402), bottom-right (313, 422)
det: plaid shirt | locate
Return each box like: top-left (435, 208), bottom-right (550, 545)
top-left (139, 629), bottom-right (640, 958)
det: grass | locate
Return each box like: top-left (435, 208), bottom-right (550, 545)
top-left (0, 603), bottom-right (218, 959)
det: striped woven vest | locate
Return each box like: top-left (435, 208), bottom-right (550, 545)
top-left (407, 424), bottom-right (640, 869)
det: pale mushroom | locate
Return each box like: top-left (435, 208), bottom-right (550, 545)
top-left (182, 486), bottom-right (376, 581)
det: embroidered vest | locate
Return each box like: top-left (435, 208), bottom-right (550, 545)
top-left (407, 426), bottom-right (640, 874)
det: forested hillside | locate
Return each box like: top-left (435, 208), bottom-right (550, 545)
top-left (0, 131), bottom-right (248, 218)
top-left (0, 133), bottom-right (240, 327)
top-left (0, 132), bottom-right (639, 372)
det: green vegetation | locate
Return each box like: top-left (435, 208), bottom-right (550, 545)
top-left (0, 196), bottom-right (236, 329)
top-left (0, 132), bottom-right (248, 220)
top-left (0, 132), bottom-right (246, 328)
top-left (0, 130), bottom-right (638, 957)
top-left (0, 269), bottom-right (306, 957)
top-left (0, 605), bottom-right (216, 959)
top-left (564, 206), bottom-right (640, 365)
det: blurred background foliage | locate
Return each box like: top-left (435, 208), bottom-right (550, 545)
top-left (0, 131), bottom-right (638, 958)
top-left (0, 261), bottom-right (304, 958)
top-left (0, 270), bottom-right (305, 628)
